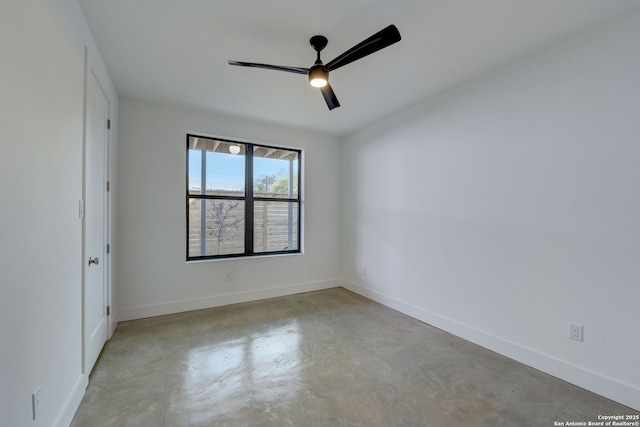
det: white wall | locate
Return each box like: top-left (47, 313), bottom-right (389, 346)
top-left (0, 1), bottom-right (117, 426)
top-left (341, 8), bottom-right (640, 410)
top-left (116, 98), bottom-right (341, 320)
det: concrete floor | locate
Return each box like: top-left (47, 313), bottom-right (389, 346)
top-left (71, 288), bottom-right (635, 426)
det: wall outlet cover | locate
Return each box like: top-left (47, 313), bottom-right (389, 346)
top-left (569, 323), bottom-right (584, 342)
top-left (32, 385), bottom-right (41, 420)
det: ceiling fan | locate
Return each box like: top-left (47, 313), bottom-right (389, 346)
top-left (228, 25), bottom-right (401, 110)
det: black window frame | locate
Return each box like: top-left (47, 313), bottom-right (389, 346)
top-left (186, 134), bottom-right (302, 261)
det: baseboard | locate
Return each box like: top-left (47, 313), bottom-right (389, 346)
top-left (54, 373), bottom-right (88, 427)
top-left (118, 279), bottom-right (340, 321)
top-left (340, 279), bottom-right (640, 411)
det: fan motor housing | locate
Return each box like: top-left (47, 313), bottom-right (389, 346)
top-left (308, 65), bottom-right (328, 87)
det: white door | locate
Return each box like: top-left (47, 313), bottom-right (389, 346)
top-left (84, 67), bottom-right (109, 373)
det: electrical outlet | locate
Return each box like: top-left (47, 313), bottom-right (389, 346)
top-left (225, 272), bottom-right (232, 282)
top-left (32, 385), bottom-right (41, 420)
top-left (569, 323), bottom-right (583, 342)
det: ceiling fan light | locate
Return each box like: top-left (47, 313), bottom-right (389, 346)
top-left (309, 66), bottom-right (328, 88)
top-left (310, 78), bottom-right (327, 88)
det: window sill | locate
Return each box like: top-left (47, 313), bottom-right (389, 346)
top-left (186, 251), bottom-right (303, 264)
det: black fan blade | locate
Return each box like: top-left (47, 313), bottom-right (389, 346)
top-left (228, 60), bottom-right (308, 75)
top-left (326, 25), bottom-right (401, 72)
top-left (320, 83), bottom-right (340, 110)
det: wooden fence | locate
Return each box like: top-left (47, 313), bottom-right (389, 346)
top-left (188, 192), bottom-right (298, 257)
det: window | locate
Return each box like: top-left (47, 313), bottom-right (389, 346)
top-left (186, 135), bottom-right (301, 260)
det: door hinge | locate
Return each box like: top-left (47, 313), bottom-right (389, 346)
top-left (106, 244), bottom-right (110, 254)
top-left (106, 181), bottom-right (110, 191)
top-left (106, 306), bottom-right (111, 316)
top-left (107, 119), bottom-right (111, 129)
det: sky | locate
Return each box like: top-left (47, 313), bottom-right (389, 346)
top-left (188, 149), bottom-right (297, 192)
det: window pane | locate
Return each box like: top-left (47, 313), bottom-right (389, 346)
top-left (188, 136), bottom-right (245, 197)
top-left (187, 148), bottom-right (202, 192)
top-left (253, 201), bottom-right (299, 253)
top-left (253, 146), bottom-right (298, 199)
top-left (188, 198), bottom-right (245, 257)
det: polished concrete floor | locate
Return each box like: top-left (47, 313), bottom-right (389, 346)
top-left (71, 288), bottom-right (635, 426)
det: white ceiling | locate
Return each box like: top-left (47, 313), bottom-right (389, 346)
top-left (78, 0), bottom-right (638, 137)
